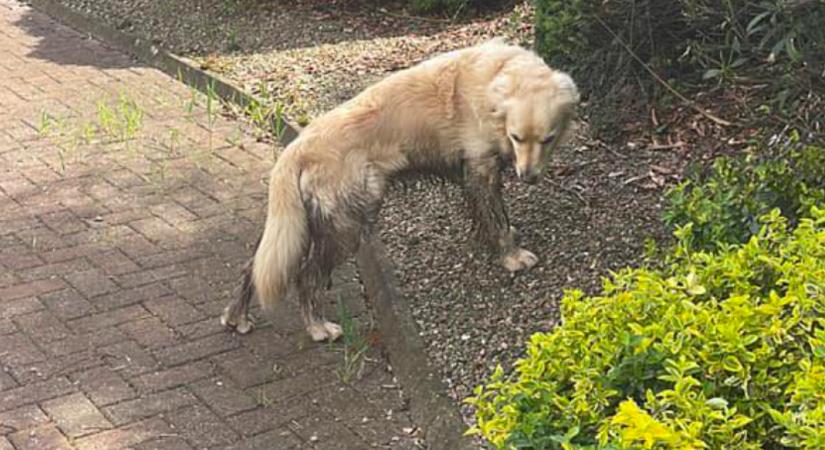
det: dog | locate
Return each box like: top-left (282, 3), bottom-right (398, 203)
top-left (220, 38), bottom-right (580, 341)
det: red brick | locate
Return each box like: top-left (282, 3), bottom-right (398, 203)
top-left (68, 304), bottom-right (148, 332)
top-left (91, 282), bottom-right (171, 311)
top-left (8, 424), bottom-right (72, 450)
top-left (0, 377), bottom-right (74, 412)
top-left (0, 318), bottom-right (16, 335)
top-left (13, 310), bottom-right (70, 343)
top-left (9, 350), bottom-right (101, 385)
top-left (38, 244), bottom-right (100, 264)
top-left (70, 366), bottom-right (136, 406)
top-left (213, 348), bottom-right (274, 389)
top-left (0, 296), bottom-right (43, 319)
top-left (41, 392), bottom-right (112, 438)
top-left (143, 296), bottom-right (205, 326)
top-left (39, 209), bottom-right (88, 235)
top-left (226, 400), bottom-right (316, 437)
top-left (131, 360), bottom-right (212, 395)
top-left (45, 328), bottom-right (128, 357)
top-left (64, 268), bottom-right (119, 298)
top-left (134, 248), bottom-right (204, 270)
top-left (102, 387), bottom-right (196, 425)
top-left (99, 340), bottom-right (159, 377)
top-left (2, 332), bottom-right (45, 365)
top-left (133, 436), bottom-right (193, 450)
top-left (72, 417), bottom-right (173, 450)
top-left (0, 370), bottom-right (17, 392)
top-left (89, 249), bottom-right (139, 276)
top-left (155, 332), bottom-right (239, 367)
top-left (17, 257), bottom-right (95, 282)
top-left (149, 202), bottom-right (197, 225)
top-left (118, 316), bottom-right (178, 349)
top-left (190, 377), bottom-right (257, 417)
top-left (164, 404), bottom-right (238, 448)
top-left (114, 264), bottom-right (187, 289)
top-left (176, 317), bottom-right (224, 340)
top-left (39, 288), bottom-right (95, 320)
top-left (0, 404), bottom-right (49, 434)
top-left (0, 277), bottom-right (65, 301)
top-left (0, 247), bottom-right (42, 270)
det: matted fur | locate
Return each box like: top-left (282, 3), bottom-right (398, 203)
top-left (221, 38), bottom-right (580, 341)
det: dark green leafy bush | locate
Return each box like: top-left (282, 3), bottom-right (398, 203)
top-left (469, 208), bottom-right (825, 449)
top-left (664, 143), bottom-right (825, 251)
top-left (534, 0), bottom-right (825, 133)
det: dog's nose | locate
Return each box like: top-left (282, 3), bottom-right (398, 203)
top-left (521, 172), bottom-right (539, 185)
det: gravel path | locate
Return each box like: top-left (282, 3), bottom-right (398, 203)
top-left (50, 0), bottom-right (692, 426)
top-left (377, 129), bottom-right (686, 420)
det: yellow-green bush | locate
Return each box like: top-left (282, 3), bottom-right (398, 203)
top-left (469, 208), bottom-right (825, 449)
top-left (664, 143), bottom-right (825, 251)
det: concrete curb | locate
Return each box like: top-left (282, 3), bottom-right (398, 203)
top-left (357, 238), bottom-right (476, 450)
top-left (26, 0), bottom-right (301, 146)
top-left (27, 2), bottom-right (475, 447)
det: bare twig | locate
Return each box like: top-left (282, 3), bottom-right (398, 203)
top-left (592, 15), bottom-right (733, 127)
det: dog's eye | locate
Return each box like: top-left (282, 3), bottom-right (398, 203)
top-left (540, 134), bottom-right (555, 145)
top-left (509, 133), bottom-right (523, 143)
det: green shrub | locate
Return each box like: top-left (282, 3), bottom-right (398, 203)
top-left (664, 143), bottom-right (825, 251)
top-left (469, 207), bottom-right (825, 449)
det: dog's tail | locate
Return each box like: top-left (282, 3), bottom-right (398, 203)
top-left (252, 155), bottom-right (307, 313)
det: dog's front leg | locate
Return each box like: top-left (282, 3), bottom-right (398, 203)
top-left (463, 158), bottom-right (538, 272)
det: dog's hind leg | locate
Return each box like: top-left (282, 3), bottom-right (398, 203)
top-left (463, 156), bottom-right (538, 272)
top-left (221, 233), bottom-right (261, 334)
top-left (297, 263), bottom-right (342, 342)
top-left (296, 222), bottom-right (343, 342)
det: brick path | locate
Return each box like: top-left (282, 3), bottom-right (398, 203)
top-left (0, 1), bottom-right (422, 449)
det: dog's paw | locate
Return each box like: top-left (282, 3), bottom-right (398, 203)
top-left (501, 248), bottom-right (538, 272)
top-left (220, 306), bottom-right (254, 334)
top-left (307, 322), bottom-right (343, 342)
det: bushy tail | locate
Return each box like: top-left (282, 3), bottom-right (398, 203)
top-left (252, 156), bottom-right (307, 313)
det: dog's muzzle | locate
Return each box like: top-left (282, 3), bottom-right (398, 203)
top-left (519, 171), bottom-right (540, 185)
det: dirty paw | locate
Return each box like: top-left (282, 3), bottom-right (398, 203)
top-left (307, 321), bottom-right (343, 342)
top-left (501, 248), bottom-right (538, 272)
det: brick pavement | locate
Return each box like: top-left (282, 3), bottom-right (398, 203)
top-left (0, 1), bottom-right (422, 448)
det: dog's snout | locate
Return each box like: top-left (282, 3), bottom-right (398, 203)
top-left (520, 170), bottom-right (539, 185)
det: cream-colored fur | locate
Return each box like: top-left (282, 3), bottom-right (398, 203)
top-left (223, 39), bottom-right (580, 341)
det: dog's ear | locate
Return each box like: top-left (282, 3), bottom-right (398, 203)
top-left (488, 73), bottom-right (513, 119)
top-left (551, 71), bottom-right (580, 106)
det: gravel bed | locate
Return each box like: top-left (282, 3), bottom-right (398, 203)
top-left (377, 132), bottom-right (688, 421)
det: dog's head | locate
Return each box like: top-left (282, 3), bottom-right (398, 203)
top-left (489, 63), bottom-right (579, 184)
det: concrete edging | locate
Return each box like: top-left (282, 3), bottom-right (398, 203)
top-left (27, 1), bottom-right (475, 448)
top-left (357, 239), bottom-right (476, 450)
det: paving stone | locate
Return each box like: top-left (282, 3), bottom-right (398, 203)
top-left (70, 366), bottom-right (136, 406)
top-left (0, 4), bottom-right (421, 449)
top-left (102, 387), bottom-right (196, 426)
top-left (8, 424), bottom-right (73, 450)
top-left (41, 392), bottom-right (112, 438)
top-left (164, 404), bottom-right (239, 448)
top-left (0, 404), bottom-right (50, 435)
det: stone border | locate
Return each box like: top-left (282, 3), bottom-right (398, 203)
top-left (357, 239), bottom-right (477, 450)
top-left (26, 1), bottom-right (474, 448)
